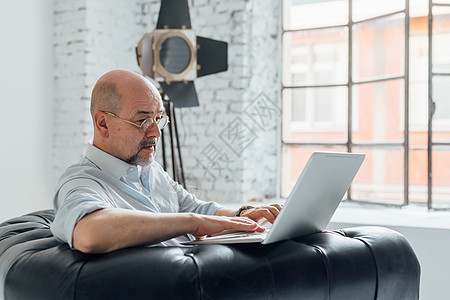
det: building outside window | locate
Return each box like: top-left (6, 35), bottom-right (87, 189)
top-left (282, 0), bottom-right (450, 210)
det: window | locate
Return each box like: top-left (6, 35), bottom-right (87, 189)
top-left (282, 0), bottom-right (450, 210)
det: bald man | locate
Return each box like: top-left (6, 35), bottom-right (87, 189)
top-left (51, 70), bottom-right (282, 253)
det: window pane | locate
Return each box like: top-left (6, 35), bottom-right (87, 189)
top-left (410, 0), bottom-right (429, 17)
top-left (283, 0), bottom-right (348, 30)
top-left (353, 14), bottom-right (405, 81)
top-left (409, 33), bottom-right (429, 132)
top-left (282, 87), bottom-right (348, 143)
top-left (291, 88), bottom-right (306, 122)
top-left (410, 129), bottom-right (428, 149)
top-left (281, 145), bottom-right (348, 197)
top-left (432, 6), bottom-right (450, 73)
top-left (432, 76), bottom-right (450, 139)
top-left (351, 147), bottom-right (404, 205)
top-left (352, 79), bottom-right (404, 143)
top-left (409, 148), bottom-right (450, 208)
top-left (282, 28), bottom-right (348, 86)
top-left (409, 149), bottom-right (428, 204)
top-left (432, 147), bottom-right (450, 209)
top-left (433, 0), bottom-right (450, 4)
top-left (353, 0), bottom-right (405, 22)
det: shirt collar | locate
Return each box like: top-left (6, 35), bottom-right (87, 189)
top-left (85, 142), bottom-right (132, 179)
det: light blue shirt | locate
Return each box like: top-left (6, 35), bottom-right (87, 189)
top-left (51, 142), bottom-right (223, 247)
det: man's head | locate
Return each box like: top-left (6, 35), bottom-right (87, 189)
top-left (91, 70), bottom-right (165, 166)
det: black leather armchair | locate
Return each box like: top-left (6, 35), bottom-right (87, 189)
top-left (0, 210), bottom-right (420, 299)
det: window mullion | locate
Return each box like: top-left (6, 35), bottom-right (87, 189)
top-left (347, 0), bottom-right (354, 200)
top-left (427, 0), bottom-right (433, 210)
top-left (404, 0), bottom-right (410, 206)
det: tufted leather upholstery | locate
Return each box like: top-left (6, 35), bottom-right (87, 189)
top-left (0, 210), bottom-right (420, 300)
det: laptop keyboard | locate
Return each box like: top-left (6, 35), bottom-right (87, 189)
top-left (206, 229), bottom-right (270, 240)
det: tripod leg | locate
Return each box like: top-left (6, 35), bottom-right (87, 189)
top-left (168, 102), bottom-right (177, 181)
top-left (161, 96), bottom-right (169, 172)
top-left (161, 120), bottom-right (167, 171)
top-left (171, 105), bottom-right (186, 187)
top-left (161, 99), bottom-right (186, 188)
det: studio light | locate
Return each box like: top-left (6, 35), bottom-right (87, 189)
top-left (136, 0), bottom-right (228, 107)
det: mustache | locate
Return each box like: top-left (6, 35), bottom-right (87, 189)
top-left (140, 138), bottom-right (157, 149)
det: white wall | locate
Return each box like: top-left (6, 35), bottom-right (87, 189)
top-left (0, 0), bottom-right (54, 222)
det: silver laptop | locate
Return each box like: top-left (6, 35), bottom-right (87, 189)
top-left (185, 151), bottom-right (365, 245)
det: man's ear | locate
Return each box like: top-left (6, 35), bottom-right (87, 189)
top-left (94, 111), bottom-right (109, 138)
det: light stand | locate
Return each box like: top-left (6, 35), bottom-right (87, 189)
top-left (161, 93), bottom-right (186, 187)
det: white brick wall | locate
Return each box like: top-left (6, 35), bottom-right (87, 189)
top-left (53, 0), bottom-right (89, 173)
top-left (53, 0), bottom-right (281, 203)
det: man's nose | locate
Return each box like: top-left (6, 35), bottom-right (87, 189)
top-left (146, 122), bottom-right (161, 138)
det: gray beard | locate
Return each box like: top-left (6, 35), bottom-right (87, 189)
top-left (126, 154), bottom-right (154, 166)
top-left (125, 140), bottom-right (157, 166)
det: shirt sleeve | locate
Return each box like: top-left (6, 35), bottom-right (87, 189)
top-left (51, 179), bottom-right (112, 248)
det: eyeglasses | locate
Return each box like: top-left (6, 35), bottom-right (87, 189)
top-left (102, 111), bottom-right (169, 131)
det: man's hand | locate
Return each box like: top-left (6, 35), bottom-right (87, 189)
top-left (215, 203), bottom-right (284, 224)
top-left (191, 214), bottom-right (265, 238)
top-left (239, 204), bottom-right (283, 224)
